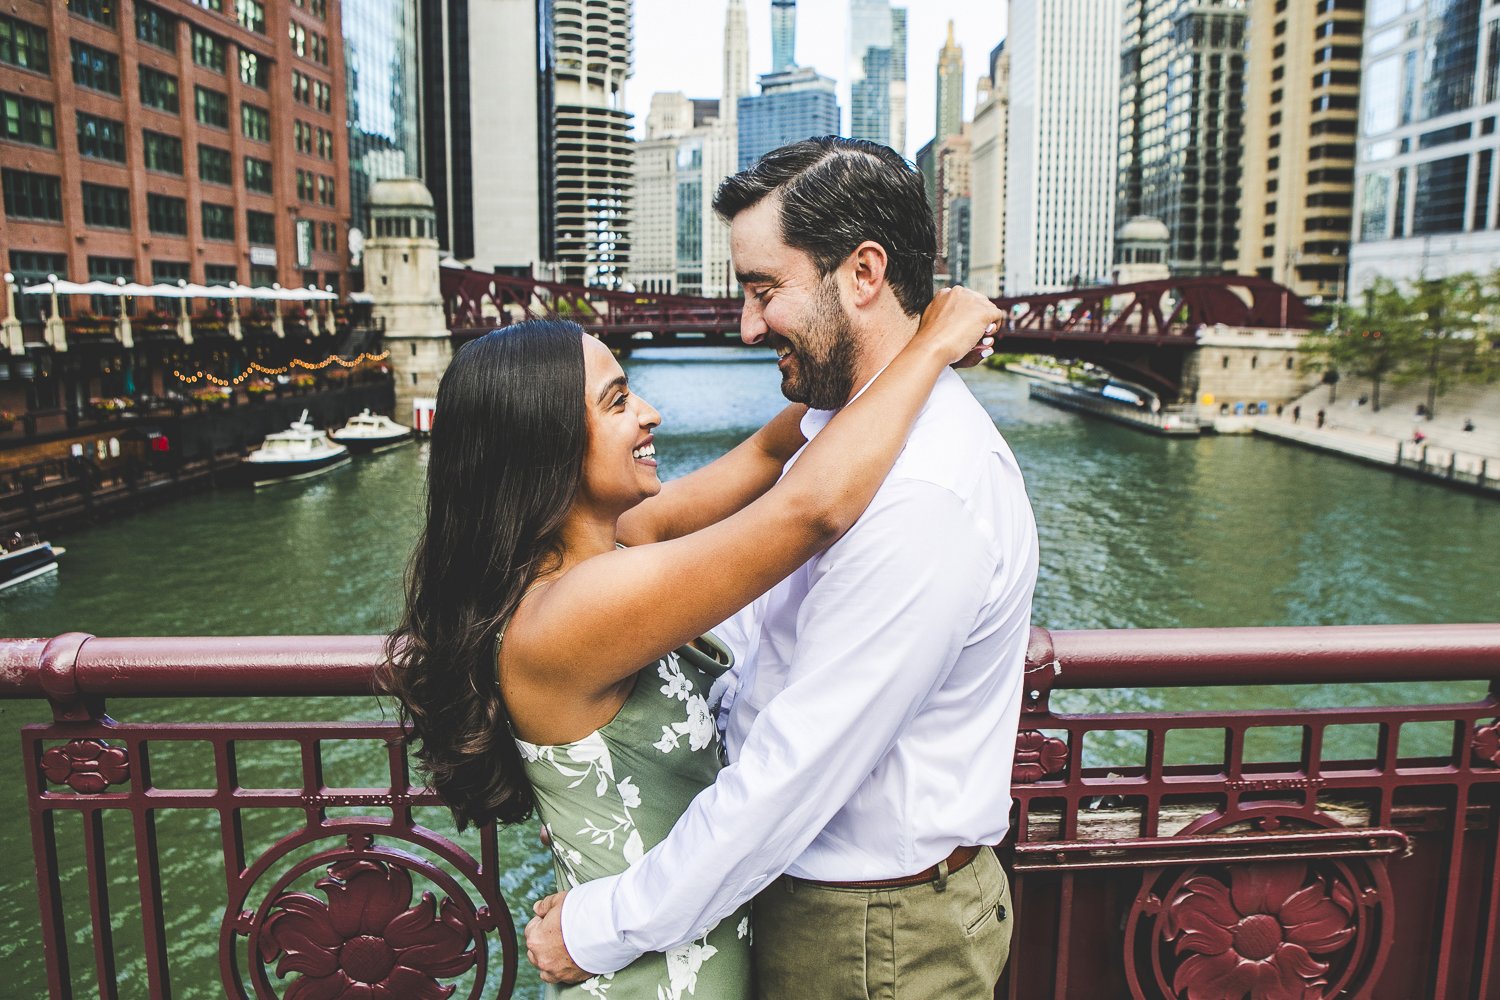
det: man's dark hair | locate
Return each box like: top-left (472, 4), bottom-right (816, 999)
top-left (713, 136), bottom-right (936, 317)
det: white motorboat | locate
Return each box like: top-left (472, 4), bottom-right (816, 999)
top-left (243, 410), bottom-right (350, 486)
top-left (329, 409), bottom-right (413, 454)
top-left (0, 532), bottom-right (65, 591)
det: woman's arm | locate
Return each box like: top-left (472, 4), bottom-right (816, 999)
top-left (505, 287), bottom-right (1001, 698)
top-left (614, 403), bottom-right (807, 547)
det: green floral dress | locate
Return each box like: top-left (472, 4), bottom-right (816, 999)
top-left (512, 633), bottom-right (752, 1000)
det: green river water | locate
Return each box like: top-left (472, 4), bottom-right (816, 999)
top-left (2, 350), bottom-right (1497, 997)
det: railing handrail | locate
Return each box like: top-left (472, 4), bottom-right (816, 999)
top-left (2, 624), bottom-right (1497, 702)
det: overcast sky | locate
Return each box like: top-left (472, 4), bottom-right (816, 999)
top-left (625, 0), bottom-right (1009, 155)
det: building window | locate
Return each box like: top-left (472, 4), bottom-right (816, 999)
top-left (77, 112), bottom-right (126, 161)
top-left (195, 86), bottom-right (229, 128)
top-left (289, 22), bottom-right (306, 57)
top-left (201, 202), bottom-right (234, 241)
top-left (246, 209), bottom-right (276, 246)
top-left (9, 251), bottom-right (69, 319)
top-left (135, 5), bottom-right (177, 52)
top-left (204, 263), bottom-right (237, 285)
top-left (139, 66), bottom-right (179, 112)
top-left (142, 130), bottom-right (184, 174)
top-left (71, 41), bottom-right (121, 95)
top-left (241, 103), bottom-right (270, 142)
top-left (236, 0), bottom-right (266, 34)
top-left (1, 169), bottom-right (63, 221)
top-left (292, 69), bottom-right (310, 104)
top-left (198, 144), bottom-right (231, 184)
top-left (190, 0), bottom-right (224, 12)
top-left (238, 50), bottom-right (267, 89)
top-left (319, 221), bottom-right (338, 253)
top-left (315, 81), bottom-right (331, 112)
top-left (1, 92), bottom-right (55, 148)
top-left (147, 193), bottom-right (188, 235)
top-left (1412, 155), bottom-right (1470, 235)
top-left (244, 156), bottom-right (273, 194)
top-left (0, 14), bottom-right (50, 74)
top-left (81, 182), bottom-right (131, 229)
top-left (67, 0), bottom-right (115, 27)
top-left (192, 28), bottom-right (226, 72)
top-left (152, 260), bottom-right (190, 285)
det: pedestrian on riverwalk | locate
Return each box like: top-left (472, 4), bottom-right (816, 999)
top-left (1316, 409), bottom-right (1326, 429)
top-left (1293, 405), bottom-right (1301, 423)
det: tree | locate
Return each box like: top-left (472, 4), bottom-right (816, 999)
top-left (1391, 272), bottom-right (1500, 419)
top-left (1300, 279), bottom-right (1423, 412)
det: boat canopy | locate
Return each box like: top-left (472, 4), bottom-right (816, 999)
top-left (18, 279), bottom-right (338, 301)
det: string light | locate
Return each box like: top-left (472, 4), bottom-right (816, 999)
top-left (172, 351), bottom-right (391, 385)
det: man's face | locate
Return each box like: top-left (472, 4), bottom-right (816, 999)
top-left (731, 196), bottom-right (862, 410)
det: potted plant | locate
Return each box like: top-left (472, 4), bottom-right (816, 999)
top-left (246, 378), bottom-right (275, 401)
top-left (192, 386), bottom-right (231, 410)
top-left (89, 396), bottom-right (135, 417)
top-left (0, 410), bottom-right (15, 433)
top-left (290, 373), bottom-right (317, 393)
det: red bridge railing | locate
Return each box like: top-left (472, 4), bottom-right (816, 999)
top-left (2, 625), bottom-right (1497, 998)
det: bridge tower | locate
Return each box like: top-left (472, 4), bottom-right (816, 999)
top-left (364, 178), bottom-right (452, 422)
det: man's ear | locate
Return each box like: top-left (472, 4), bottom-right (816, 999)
top-left (847, 240), bottom-right (889, 308)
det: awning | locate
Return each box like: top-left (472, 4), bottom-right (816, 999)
top-left (20, 281), bottom-right (338, 301)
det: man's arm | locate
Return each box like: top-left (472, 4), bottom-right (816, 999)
top-left (547, 479), bottom-right (995, 975)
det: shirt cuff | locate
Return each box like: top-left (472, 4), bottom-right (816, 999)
top-left (560, 876), bottom-right (638, 976)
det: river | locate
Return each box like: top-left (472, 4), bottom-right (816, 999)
top-left (2, 349), bottom-right (1497, 997)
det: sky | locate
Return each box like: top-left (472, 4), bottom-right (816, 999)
top-left (625, 0), bottom-right (1009, 154)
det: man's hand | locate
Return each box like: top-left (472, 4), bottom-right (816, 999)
top-left (525, 891), bottom-right (592, 985)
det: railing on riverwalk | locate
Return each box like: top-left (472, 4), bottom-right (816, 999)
top-left (1, 626), bottom-right (1497, 999)
top-left (1397, 439), bottom-right (1500, 494)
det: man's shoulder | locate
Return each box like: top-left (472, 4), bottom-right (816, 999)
top-left (891, 371), bottom-right (1015, 493)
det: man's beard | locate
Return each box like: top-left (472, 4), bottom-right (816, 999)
top-left (780, 277), bottom-right (861, 410)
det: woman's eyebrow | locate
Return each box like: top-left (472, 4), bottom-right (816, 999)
top-left (595, 375), bottom-right (628, 406)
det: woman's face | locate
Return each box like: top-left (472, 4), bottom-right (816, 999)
top-left (578, 334), bottom-right (663, 514)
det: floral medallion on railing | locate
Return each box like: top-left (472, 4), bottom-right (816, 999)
top-left (258, 858), bottom-right (476, 999)
top-left (1471, 720), bottom-right (1500, 768)
top-left (40, 738), bottom-right (130, 793)
top-left (1123, 810), bottom-right (1393, 1000)
top-left (1012, 730), bottom-right (1069, 784)
top-left (1161, 862), bottom-right (1355, 999)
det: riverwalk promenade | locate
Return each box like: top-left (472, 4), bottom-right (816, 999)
top-left (1255, 378), bottom-right (1500, 495)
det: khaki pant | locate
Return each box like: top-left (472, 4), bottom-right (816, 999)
top-left (753, 847), bottom-right (1012, 1000)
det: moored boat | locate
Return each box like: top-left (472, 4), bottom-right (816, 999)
top-left (328, 409), bottom-right (413, 454)
top-left (0, 532), bottom-right (65, 591)
top-left (242, 411), bottom-right (350, 486)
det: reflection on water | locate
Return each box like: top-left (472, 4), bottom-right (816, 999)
top-left (2, 352), bottom-right (1497, 997)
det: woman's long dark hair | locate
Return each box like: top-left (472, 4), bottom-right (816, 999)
top-left (382, 320), bottom-right (587, 829)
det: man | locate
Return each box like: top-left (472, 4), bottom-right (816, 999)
top-left (526, 136), bottom-right (1038, 998)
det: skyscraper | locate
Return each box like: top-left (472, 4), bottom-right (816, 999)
top-left (1350, 1), bottom-right (1494, 290)
top-left (739, 68), bottom-right (841, 170)
top-left (771, 0), bottom-right (798, 73)
top-left (1237, 0), bottom-right (1362, 299)
top-left (849, 0), bottom-right (894, 144)
top-left (935, 20), bottom-right (964, 146)
top-left (343, 0), bottom-right (422, 238)
top-left (552, 0), bottom-right (635, 288)
top-left (1005, 0), bottom-right (1121, 293)
top-left (723, 0), bottom-right (750, 127)
top-left (1117, 0), bottom-right (1246, 278)
top-left (890, 7), bottom-right (908, 154)
top-left (970, 43), bottom-right (1010, 296)
top-left (420, 0), bottom-right (553, 271)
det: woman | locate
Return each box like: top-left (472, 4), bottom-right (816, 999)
top-left (384, 289), bottom-right (1000, 998)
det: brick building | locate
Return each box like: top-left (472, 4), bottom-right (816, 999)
top-left (0, 0), bottom-right (350, 312)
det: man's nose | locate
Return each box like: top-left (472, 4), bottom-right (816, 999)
top-left (740, 300), bottom-right (767, 346)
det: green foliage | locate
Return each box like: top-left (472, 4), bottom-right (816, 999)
top-left (1299, 272), bottom-right (1500, 415)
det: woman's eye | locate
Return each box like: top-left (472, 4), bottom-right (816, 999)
top-left (614, 392), bottom-right (629, 407)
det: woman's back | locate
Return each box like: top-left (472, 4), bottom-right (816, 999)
top-left (515, 634), bottom-right (751, 999)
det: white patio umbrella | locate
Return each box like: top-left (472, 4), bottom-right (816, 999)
top-left (20, 278), bottom-right (103, 295)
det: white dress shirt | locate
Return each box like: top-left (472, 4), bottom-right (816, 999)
top-left (562, 367), bottom-right (1039, 974)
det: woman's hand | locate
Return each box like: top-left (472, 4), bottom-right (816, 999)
top-left (913, 286), bottom-right (1004, 368)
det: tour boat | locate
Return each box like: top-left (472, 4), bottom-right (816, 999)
top-left (0, 533), bottom-right (65, 591)
top-left (242, 411), bottom-right (350, 486)
top-left (328, 409), bottom-right (413, 455)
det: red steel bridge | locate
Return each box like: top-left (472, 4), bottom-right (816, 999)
top-left (440, 269), bottom-right (1316, 398)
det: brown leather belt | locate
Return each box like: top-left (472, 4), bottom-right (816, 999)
top-left (799, 844), bottom-right (984, 890)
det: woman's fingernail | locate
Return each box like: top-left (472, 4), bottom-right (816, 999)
top-left (981, 348), bottom-right (993, 358)
top-left (982, 336), bottom-right (994, 345)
